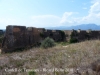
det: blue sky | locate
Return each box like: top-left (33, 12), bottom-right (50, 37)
top-left (0, 0), bottom-right (100, 29)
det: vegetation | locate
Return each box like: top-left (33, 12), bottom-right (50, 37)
top-left (70, 31), bottom-right (78, 38)
top-left (0, 36), bottom-right (3, 43)
top-left (0, 40), bottom-right (100, 75)
top-left (56, 41), bottom-right (69, 46)
top-left (69, 38), bottom-right (78, 43)
top-left (40, 33), bottom-right (45, 38)
top-left (69, 32), bottom-right (78, 43)
top-left (70, 32), bottom-right (75, 38)
top-left (59, 30), bottom-right (65, 41)
top-left (41, 37), bottom-right (55, 49)
top-left (28, 71), bottom-right (36, 75)
top-left (0, 35), bottom-right (3, 48)
top-left (85, 33), bottom-right (90, 40)
top-left (50, 33), bottom-right (53, 37)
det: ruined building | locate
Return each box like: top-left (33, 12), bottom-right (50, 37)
top-left (1, 25), bottom-right (100, 53)
top-left (1, 25), bottom-right (64, 53)
top-left (63, 29), bottom-right (100, 42)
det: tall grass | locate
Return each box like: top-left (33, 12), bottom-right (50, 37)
top-left (0, 40), bottom-right (100, 75)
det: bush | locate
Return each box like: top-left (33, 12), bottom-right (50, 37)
top-left (41, 37), bottom-right (55, 49)
top-left (28, 71), bottom-right (36, 75)
top-left (40, 33), bottom-right (45, 38)
top-left (69, 38), bottom-right (78, 43)
top-left (59, 31), bottom-right (66, 41)
top-left (0, 37), bottom-right (3, 43)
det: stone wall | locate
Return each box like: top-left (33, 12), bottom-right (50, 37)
top-left (1, 25), bottom-right (64, 53)
top-left (2, 25), bottom-right (27, 52)
top-left (63, 30), bottom-right (73, 41)
top-left (27, 27), bottom-right (41, 46)
top-left (2, 25), bottom-right (100, 53)
top-left (68, 29), bottom-right (100, 42)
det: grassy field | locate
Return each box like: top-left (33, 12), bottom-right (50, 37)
top-left (0, 40), bottom-right (100, 75)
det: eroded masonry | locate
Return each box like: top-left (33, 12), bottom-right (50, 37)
top-left (1, 25), bottom-right (64, 53)
top-left (1, 25), bottom-right (100, 53)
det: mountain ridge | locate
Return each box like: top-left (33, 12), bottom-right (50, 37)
top-left (45, 24), bottom-right (100, 30)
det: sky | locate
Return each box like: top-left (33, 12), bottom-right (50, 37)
top-left (0, 0), bottom-right (100, 29)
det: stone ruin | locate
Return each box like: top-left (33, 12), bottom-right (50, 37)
top-left (63, 29), bottom-right (100, 42)
top-left (1, 25), bottom-right (63, 53)
top-left (2, 26), bottom-right (27, 52)
top-left (1, 25), bottom-right (100, 53)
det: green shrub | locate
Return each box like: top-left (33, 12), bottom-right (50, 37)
top-left (28, 71), bottom-right (36, 75)
top-left (85, 34), bottom-right (90, 40)
top-left (50, 33), bottom-right (53, 36)
top-left (0, 37), bottom-right (3, 43)
top-left (69, 38), bottom-right (78, 43)
top-left (60, 42), bottom-right (69, 46)
top-left (40, 33), bottom-right (45, 38)
top-left (41, 37), bottom-right (55, 49)
top-left (59, 31), bottom-right (66, 41)
top-left (70, 31), bottom-right (78, 38)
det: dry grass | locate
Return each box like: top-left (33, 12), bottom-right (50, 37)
top-left (0, 40), bottom-right (100, 75)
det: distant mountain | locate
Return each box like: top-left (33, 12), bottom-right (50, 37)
top-left (0, 29), bottom-right (6, 33)
top-left (0, 29), bottom-right (5, 31)
top-left (45, 24), bottom-right (100, 30)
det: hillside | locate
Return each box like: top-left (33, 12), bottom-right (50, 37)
top-left (0, 40), bottom-right (100, 75)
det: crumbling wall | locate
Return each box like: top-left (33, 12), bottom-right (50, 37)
top-left (69, 30), bottom-right (100, 42)
top-left (26, 27), bottom-right (41, 46)
top-left (76, 30), bottom-right (100, 41)
top-left (63, 30), bottom-right (73, 41)
top-left (27, 27), bottom-right (34, 46)
top-left (76, 30), bottom-right (88, 41)
top-left (42, 30), bottom-right (63, 42)
top-left (38, 28), bottom-right (45, 33)
top-left (2, 25), bottom-right (100, 53)
top-left (2, 26), bottom-right (65, 52)
top-left (52, 30), bottom-right (62, 42)
top-left (2, 25), bottom-right (27, 52)
top-left (90, 31), bottom-right (100, 39)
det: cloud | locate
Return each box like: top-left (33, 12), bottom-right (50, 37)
top-left (31, 15), bottom-right (61, 27)
top-left (60, 12), bottom-right (73, 24)
top-left (1, 0), bottom-right (100, 29)
top-left (59, 0), bottom-right (100, 26)
top-left (91, 0), bottom-right (100, 3)
top-left (31, 12), bottom-right (79, 27)
top-left (81, 0), bottom-right (100, 24)
top-left (89, 1), bottom-right (100, 14)
top-left (59, 12), bottom-right (79, 26)
top-left (2, 0), bottom-right (100, 28)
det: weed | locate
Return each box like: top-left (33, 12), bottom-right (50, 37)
top-left (28, 71), bottom-right (36, 75)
